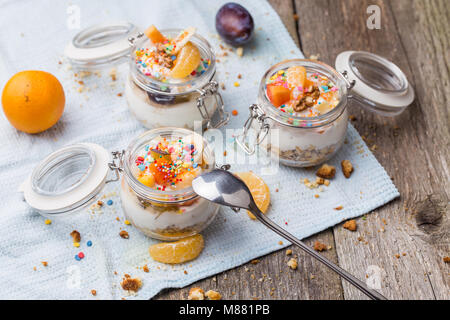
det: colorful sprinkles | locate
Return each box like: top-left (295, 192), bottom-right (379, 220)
top-left (135, 135), bottom-right (203, 191)
top-left (134, 41), bottom-right (210, 83)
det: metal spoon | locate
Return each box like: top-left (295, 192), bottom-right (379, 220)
top-left (192, 169), bottom-right (387, 300)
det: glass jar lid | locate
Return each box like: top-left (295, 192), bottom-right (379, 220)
top-left (64, 22), bottom-right (141, 69)
top-left (22, 143), bottom-right (110, 215)
top-left (335, 51), bottom-right (414, 116)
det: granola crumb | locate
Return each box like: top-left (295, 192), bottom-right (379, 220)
top-left (236, 47), bottom-right (244, 57)
top-left (91, 289), bottom-right (97, 296)
top-left (395, 254), bottom-right (400, 259)
top-left (109, 68), bottom-right (117, 81)
top-left (250, 259), bottom-right (260, 265)
top-left (286, 249), bottom-right (292, 256)
top-left (119, 230), bottom-right (129, 239)
top-left (334, 205), bottom-right (344, 211)
top-left (120, 274), bottom-right (142, 293)
top-left (443, 257), bottom-right (450, 263)
top-left (316, 164), bottom-right (336, 179)
top-left (293, 13), bottom-right (299, 21)
top-left (313, 241), bottom-right (328, 252)
top-left (278, 241), bottom-right (283, 245)
top-left (349, 115), bottom-right (357, 121)
top-left (343, 220), bottom-right (357, 231)
top-left (70, 230), bottom-right (81, 243)
top-left (287, 258), bottom-right (298, 270)
top-left (97, 200), bottom-right (103, 207)
top-left (188, 287), bottom-right (205, 300)
top-left (324, 179), bottom-right (330, 186)
top-left (316, 177), bottom-right (325, 185)
top-left (314, 194), bottom-right (320, 198)
top-left (41, 261), bottom-right (48, 267)
top-left (142, 265), bottom-right (149, 273)
top-left (205, 290), bottom-right (222, 300)
top-left (341, 160), bottom-right (354, 178)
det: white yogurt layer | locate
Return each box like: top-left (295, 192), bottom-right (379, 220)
top-left (120, 178), bottom-right (219, 239)
top-left (125, 76), bottom-right (217, 129)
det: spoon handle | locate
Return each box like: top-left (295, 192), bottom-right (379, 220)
top-left (249, 204), bottom-right (387, 300)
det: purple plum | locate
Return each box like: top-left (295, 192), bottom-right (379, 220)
top-left (215, 2), bottom-right (254, 46)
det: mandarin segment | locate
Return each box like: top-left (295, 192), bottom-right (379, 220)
top-left (144, 25), bottom-right (166, 44)
top-left (286, 66), bottom-right (307, 88)
top-left (138, 174), bottom-right (155, 188)
top-left (235, 172), bottom-right (271, 220)
top-left (171, 27), bottom-right (196, 54)
top-left (170, 42), bottom-right (201, 79)
top-left (149, 234), bottom-right (204, 264)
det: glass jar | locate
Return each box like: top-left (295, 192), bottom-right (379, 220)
top-left (237, 52), bottom-right (414, 167)
top-left (64, 23), bottom-right (229, 130)
top-left (20, 128), bottom-right (220, 241)
top-left (118, 128), bottom-right (219, 240)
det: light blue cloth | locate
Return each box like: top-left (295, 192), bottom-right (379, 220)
top-left (0, 0), bottom-right (398, 299)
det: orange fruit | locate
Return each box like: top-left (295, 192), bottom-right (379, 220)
top-left (286, 66), bottom-right (307, 88)
top-left (170, 42), bottom-right (201, 79)
top-left (144, 25), bottom-right (166, 44)
top-left (235, 172), bottom-right (271, 220)
top-left (149, 234), bottom-right (204, 264)
top-left (138, 173), bottom-right (155, 188)
top-left (2, 70), bottom-right (65, 134)
top-left (266, 84), bottom-right (291, 107)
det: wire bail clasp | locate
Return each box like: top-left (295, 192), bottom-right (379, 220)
top-left (106, 150), bottom-right (125, 183)
top-left (236, 104), bottom-right (270, 155)
top-left (196, 80), bottom-right (230, 129)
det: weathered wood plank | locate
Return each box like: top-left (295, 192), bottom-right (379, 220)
top-left (156, 0), bottom-right (345, 300)
top-left (294, 0), bottom-right (449, 300)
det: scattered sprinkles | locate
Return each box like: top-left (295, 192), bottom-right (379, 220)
top-left (87, 241), bottom-right (93, 247)
top-left (44, 219), bottom-right (52, 225)
top-left (107, 200), bottom-right (113, 206)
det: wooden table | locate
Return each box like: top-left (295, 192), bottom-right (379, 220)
top-left (156, 0), bottom-right (449, 300)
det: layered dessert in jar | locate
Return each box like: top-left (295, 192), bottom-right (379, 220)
top-left (120, 128), bottom-right (219, 240)
top-left (240, 60), bottom-right (349, 167)
top-left (126, 25), bottom-right (225, 130)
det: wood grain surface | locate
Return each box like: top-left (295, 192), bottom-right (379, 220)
top-left (155, 0), bottom-right (449, 300)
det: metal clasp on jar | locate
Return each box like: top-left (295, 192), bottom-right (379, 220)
top-left (106, 150), bottom-right (125, 183)
top-left (128, 33), bottom-right (145, 47)
top-left (197, 81), bottom-right (230, 129)
top-left (236, 104), bottom-right (270, 155)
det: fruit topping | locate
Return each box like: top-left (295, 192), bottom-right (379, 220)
top-left (216, 2), bottom-right (254, 46)
top-left (267, 84), bottom-right (291, 107)
top-left (144, 25), bottom-right (166, 44)
top-left (149, 234), bottom-right (204, 264)
top-left (294, 86), bottom-right (320, 112)
top-left (235, 172), bottom-right (270, 220)
top-left (170, 42), bottom-right (201, 79)
top-left (171, 27), bottom-right (196, 54)
top-left (286, 66), bottom-right (307, 88)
